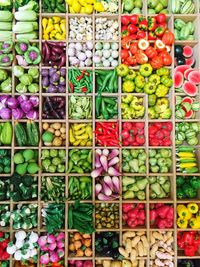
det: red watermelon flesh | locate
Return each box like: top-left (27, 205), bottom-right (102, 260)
top-left (188, 70), bottom-right (200, 85)
top-left (185, 57), bottom-right (195, 67)
top-left (183, 81), bottom-right (198, 96)
top-left (185, 109), bottom-right (194, 119)
top-left (174, 65), bottom-right (190, 75)
top-left (183, 46), bottom-right (193, 58)
top-left (182, 96), bottom-right (194, 104)
top-left (184, 68), bottom-right (193, 80)
top-left (174, 72), bottom-right (184, 88)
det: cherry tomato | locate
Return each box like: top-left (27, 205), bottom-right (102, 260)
top-left (138, 128), bottom-right (144, 135)
top-left (128, 24), bottom-right (138, 34)
top-left (154, 122), bottom-right (163, 129)
top-left (121, 49), bottom-right (129, 60)
top-left (121, 15), bottom-right (130, 26)
top-left (162, 138), bottom-right (172, 146)
top-left (156, 13), bottom-right (167, 24)
top-left (123, 122), bottom-right (133, 130)
top-left (122, 129), bottom-right (130, 139)
top-left (163, 122), bottom-right (173, 131)
top-left (130, 126), bottom-right (138, 135)
top-left (127, 135), bottom-right (136, 145)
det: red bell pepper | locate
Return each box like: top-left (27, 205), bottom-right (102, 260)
top-left (127, 208), bottom-right (139, 219)
top-left (139, 19), bottom-right (148, 31)
top-left (155, 26), bottom-right (166, 37)
top-left (184, 245), bottom-right (198, 256)
top-left (182, 232), bottom-right (195, 245)
top-left (166, 206), bottom-right (174, 220)
top-left (156, 205), bottom-right (170, 218)
top-left (177, 239), bottom-right (185, 249)
top-left (138, 210), bottom-right (146, 221)
top-left (148, 31), bottom-right (157, 40)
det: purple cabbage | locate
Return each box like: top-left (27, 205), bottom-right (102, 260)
top-left (7, 97), bottom-right (18, 109)
top-left (29, 96), bottom-right (39, 107)
top-left (20, 100), bottom-right (33, 113)
top-left (18, 95), bottom-right (28, 104)
top-left (12, 108), bottom-right (24, 119)
top-left (0, 108), bottom-right (11, 119)
top-left (26, 110), bottom-right (39, 120)
top-left (0, 95), bottom-right (9, 104)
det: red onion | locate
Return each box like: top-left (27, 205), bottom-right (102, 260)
top-left (29, 96), bottom-right (39, 107)
top-left (20, 100), bottom-right (33, 113)
top-left (12, 108), bottom-right (24, 119)
top-left (7, 97), bottom-right (18, 109)
top-left (0, 108), bottom-right (11, 119)
top-left (18, 95), bottom-right (28, 104)
top-left (75, 261), bottom-right (83, 267)
top-left (26, 110), bottom-right (39, 120)
top-left (0, 95), bottom-right (9, 104)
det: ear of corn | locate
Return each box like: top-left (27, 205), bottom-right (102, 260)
top-left (0, 11), bottom-right (13, 22)
top-left (178, 162), bottom-right (197, 169)
top-left (177, 152), bottom-right (195, 158)
top-left (14, 11), bottom-right (37, 21)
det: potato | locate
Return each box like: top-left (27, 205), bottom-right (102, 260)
top-left (53, 122), bottom-right (61, 129)
top-left (43, 122), bottom-right (49, 130)
top-left (55, 130), bottom-right (61, 136)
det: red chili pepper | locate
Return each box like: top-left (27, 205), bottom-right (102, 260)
top-left (150, 209), bottom-right (157, 222)
top-left (68, 81), bottom-right (74, 93)
top-left (76, 70), bottom-right (86, 81)
top-left (81, 86), bottom-right (87, 93)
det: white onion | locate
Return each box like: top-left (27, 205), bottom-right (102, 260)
top-left (75, 42), bottom-right (82, 51)
top-left (93, 56), bottom-right (101, 64)
top-left (85, 50), bottom-right (92, 58)
top-left (68, 48), bottom-right (75, 57)
top-left (86, 40), bottom-right (93, 50)
top-left (85, 58), bottom-right (92, 66)
top-left (78, 52), bottom-right (86, 61)
top-left (103, 60), bottom-right (110, 67)
top-left (111, 60), bottom-right (118, 67)
top-left (69, 43), bottom-right (75, 49)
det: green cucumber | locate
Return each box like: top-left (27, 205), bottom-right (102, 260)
top-left (15, 122), bottom-right (28, 146)
top-left (26, 120), bottom-right (39, 146)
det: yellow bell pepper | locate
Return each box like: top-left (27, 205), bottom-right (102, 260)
top-left (177, 205), bottom-right (192, 220)
top-left (50, 30), bottom-right (57, 39)
top-left (72, 1), bottom-right (81, 13)
top-left (86, 141), bottom-right (92, 146)
top-left (187, 203), bottom-right (199, 214)
top-left (94, 2), bottom-right (105, 12)
top-left (78, 0), bottom-right (87, 6)
top-left (177, 218), bottom-right (188, 229)
top-left (52, 16), bottom-right (61, 23)
top-left (42, 18), bottom-right (48, 31)
top-left (189, 218), bottom-right (200, 229)
top-left (85, 4), bottom-right (93, 14)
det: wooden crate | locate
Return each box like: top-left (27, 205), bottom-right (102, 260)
top-left (0, 0), bottom-right (200, 267)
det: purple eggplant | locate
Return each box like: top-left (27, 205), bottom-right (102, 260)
top-left (59, 77), bottom-right (66, 86)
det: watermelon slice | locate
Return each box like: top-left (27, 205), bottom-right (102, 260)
top-left (185, 57), bottom-right (196, 67)
top-left (184, 68), bottom-right (193, 80)
top-left (182, 81), bottom-right (198, 96)
top-left (183, 46), bottom-right (193, 58)
top-left (182, 96), bottom-right (194, 104)
top-left (174, 65), bottom-right (190, 75)
top-left (188, 70), bottom-right (200, 85)
top-left (185, 109), bottom-right (194, 119)
top-left (175, 72), bottom-right (184, 88)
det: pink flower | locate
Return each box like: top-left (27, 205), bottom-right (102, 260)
top-left (40, 253), bottom-right (50, 265)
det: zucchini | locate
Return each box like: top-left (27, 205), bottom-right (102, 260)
top-left (15, 122), bottom-right (28, 146)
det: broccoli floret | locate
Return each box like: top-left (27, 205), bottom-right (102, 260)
top-left (2, 156), bottom-right (11, 166)
top-left (19, 183), bottom-right (32, 200)
top-left (22, 175), bottom-right (33, 186)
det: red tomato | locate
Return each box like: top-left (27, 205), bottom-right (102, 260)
top-left (162, 31), bottom-right (175, 45)
top-left (150, 56), bottom-right (163, 69)
top-left (129, 42), bottom-right (138, 55)
top-left (138, 128), bottom-right (144, 135)
top-left (134, 122), bottom-right (145, 129)
top-left (162, 129), bottom-right (170, 136)
top-left (123, 122), bottom-right (133, 130)
top-left (162, 138), bottom-right (172, 146)
top-left (123, 140), bottom-right (130, 146)
top-left (127, 135), bottom-right (136, 144)
top-left (149, 125), bottom-right (158, 135)
top-left (130, 14), bottom-right (139, 25)
top-left (159, 51), bottom-right (172, 66)
top-left (154, 122), bottom-right (163, 129)
top-left (130, 126), bottom-right (138, 135)
top-left (121, 49), bottom-right (129, 60)
top-left (136, 135), bottom-right (145, 145)
top-left (150, 139), bottom-right (160, 146)
top-left (121, 15), bottom-right (130, 26)
top-left (137, 30), bottom-right (146, 39)
top-left (155, 130), bottom-right (165, 140)
top-left (163, 122), bottom-right (173, 131)
top-left (128, 24), bottom-right (138, 34)
top-left (145, 46), bottom-right (158, 59)
top-left (135, 51), bottom-right (148, 64)
top-left (121, 36), bottom-right (132, 49)
top-left (122, 129), bottom-right (130, 139)
top-left (126, 56), bottom-right (137, 66)
top-left (121, 25), bottom-right (128, 32)
top-left (156, 13), bottom-right (167, 24)
top-left (132, 141), bottom-right (139, 146)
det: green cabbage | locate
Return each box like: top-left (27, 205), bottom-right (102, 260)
top-left (16, 82), bottom-right (27, 93)
top-left (1, 77), bottom-right (11, 92)
top-left (28, 83), bottom-right (39, 93)
top-left (14, 65), bottom-right (24, 78)
top-left (28, 68), bottom-right (39, 79)
top-left (19, 73), bottom-right (33, 86)
top-left (0, 69), bottom-right (8, 81)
